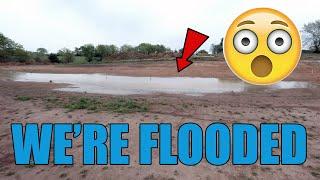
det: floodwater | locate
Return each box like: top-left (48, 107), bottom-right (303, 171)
top-left (8, 72), bottom-right (316, 96)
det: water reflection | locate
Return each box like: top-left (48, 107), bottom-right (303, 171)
top-left (8, 72), bottom-right (316, 96)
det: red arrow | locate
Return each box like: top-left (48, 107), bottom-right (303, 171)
top-left (176, 28), bottom-right (209, 72)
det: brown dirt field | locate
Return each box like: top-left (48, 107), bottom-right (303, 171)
top-left (0, 60), bottom-right (320, 180)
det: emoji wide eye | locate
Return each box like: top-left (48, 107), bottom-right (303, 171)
top-left (267, 30), bottom-right (292, 54)
top-left (233, 29), bottom-right (258, 54)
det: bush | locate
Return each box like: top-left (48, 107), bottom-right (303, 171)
top-left (197, 50), bottom-right (209, 56)
top-left (63, 97), bottom-right (148, 113)
top-left (105, 98), bottom-right (148, 113)
top-left (72, 56), bottom-right (88, 64)
top-left (31, 52), bottom-right (49, 64)
top-left (64, 98), bottom-right (98, 111)
top-left (58, 48), bottom-right (74, 63)
top-left (48, 53), bottom-right (59, 63)
top-left (16, 96), bottom-right (32, 101)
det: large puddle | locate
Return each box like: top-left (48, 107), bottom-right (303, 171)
top-left (7, 72), bottom-right (317, 96)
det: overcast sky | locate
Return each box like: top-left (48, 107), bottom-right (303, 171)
top-left (0, 0), bottom-right (319, 52)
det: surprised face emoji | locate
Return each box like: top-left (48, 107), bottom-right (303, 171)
top-left (224, 8), bottom-right (301, 85)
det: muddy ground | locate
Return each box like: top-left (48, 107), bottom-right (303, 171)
top-left (0, 59), bottom-right (319, 180)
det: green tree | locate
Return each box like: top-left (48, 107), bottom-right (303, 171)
top-left (79, 44), bottom-right (95, 61)
top-left (95, 45), bottom-right (108, 60)
top-left (36, 48), bottom-right (48, 55)
top-left (120, 44), bottom-right (135, 53)
top-left (33, 48), bottom-right (49, 63)
top-left (153, 44), bottom-right (167, 53)
top-left (107, 45), bottom-right (118, 55)
top-left (95, 44), bottom-right (118, 60)
top-left (0, 33), bottom-right (29, 62)
top-left (58, 48), bottom-right (74, 63)
top-left (135, 43), bottom-right (169, 54)
top-left (136, 43), bottom-right (155, 54)
top-left (74, 47), bottom-right (82, 56)
top-left (0, 33), bottom-right (23, 50)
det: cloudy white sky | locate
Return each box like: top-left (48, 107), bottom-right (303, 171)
top-left (0, 0), bottom-right (319, 52)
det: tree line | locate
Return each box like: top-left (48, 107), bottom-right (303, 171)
top-left (1, 20), bottom-right (320, 63)
top-left (0, 36), bottom-right (175, 63)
